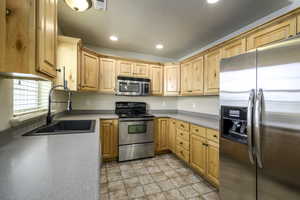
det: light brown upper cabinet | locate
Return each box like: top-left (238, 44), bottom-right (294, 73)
top-left (0, 0), bottom-right (5, 70)
top-left (164, 64), bottom-right (180, 96)
top-left (133, 63), bottom-right (149, 78)
top-left (36, 0), bottom-right (58, 78)
top-left (181, 56), bottom-right (204, 96)
top-left (117, 60), bottom-right (134, 77)
top-left (222, 38), bottom-right (246, 58)
top-left (149, 65), bottom-right (163, 96)
top-left (204, 48), bottom-right (222, 95)
top-left (247, 17), bottom-right (297, 51)
top-left (56, 36), bottom-right (81, 91)
top-left (80, 50), bottom-right (99, 91)
top-left (99, 58), bottom-right (116, 93)
top-left (297, 15), bottom-right (300, 34)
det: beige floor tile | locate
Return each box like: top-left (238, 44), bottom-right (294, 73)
top-left (107, 166), bottom-right (121, 173)
top-left (139, 175), bottom-right (155, 185)
top-left (108, 180), bottom-right (125, 192)
top-left (159, 165), bottom-right (173, 172)
top-left (164, 189), bottom-right (185, 200)
top-left (164, 170), bottom-right (180, 178)
top-left (124, 177), bottom-right (141, 188)
top-left (192, 182), bottom-right (215, 194)
top-left (101, 175), bottom-right (108, 184)
top-left (100, 193), bottom-right (109, 200)
top-left (151, 172), bottom-right (169, 182)
top-left (184, 174), bottom-right (204, 184)
top-left (170, 176), bottom-right (189, 188)
top-left (132, 162), bottom-right (145, 169)
top-left (100, 183), bottom-right (108, 194)
top-left (147, 166), bottom-right (162, 174)
top-left (202, 191), bottom-right (220, 200)
top-left (179, 185), bottom-right (200, 199)
top-left (121, 169), bottom-right (137, 179)
top-left (107, 172), bottom-right (123, 182)
top-left (157, 179), bottom-right (176, 192)
top-left (143, 160), bottom-right (156, 167)
top-left (176, 167), bottom-right (193, 176)
top-left (127, 186), bottom-right (145, 199)
top-left (143, 183), bottom-right (162, 195)
top-left (136, 167), bottom-right (150, 176)
top-left (147, 192), bottom-right (167, 200)
top-left (120, 163), bottom-right (132, 171)
top-left (109, 189), bottom-right (129, 200)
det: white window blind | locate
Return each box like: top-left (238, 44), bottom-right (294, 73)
top-left (13, 79), bottom-right (52, 116)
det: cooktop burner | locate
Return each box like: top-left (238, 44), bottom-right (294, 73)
top-left (117, 113), bottom-right (154, 118)
top-left (115, 102), bottom-right (154, 119)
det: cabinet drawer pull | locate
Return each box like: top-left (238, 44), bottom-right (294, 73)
top-left (195, 129), bottom-right (199, 132)
top-left (213, 135), bottom-right (218, 138)
top-left (180, 124), bottom-right (184, 128)
top-left (180, 142), bottom-right (183, 145)
top-left (180, 133), bottom-right (183, 136)
top-left (180, 151), bottom-right (184, 155)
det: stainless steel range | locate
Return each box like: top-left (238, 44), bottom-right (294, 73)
top-left (116, 102), bottom-right (155, 161)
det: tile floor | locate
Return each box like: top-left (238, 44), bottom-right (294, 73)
top-left (100, 154), bottom-right (220, 200)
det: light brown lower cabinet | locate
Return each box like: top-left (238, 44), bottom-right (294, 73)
top-left (168, 119), bottom-right (177, 153)
top-left (206, 140), bottom-right (219, 186)
top-left (155, 118), bottom-right (169, 153)
top-left (190, 134), bottom-right (207, 176)
top-left (100, 119), bottom-right (118, 161)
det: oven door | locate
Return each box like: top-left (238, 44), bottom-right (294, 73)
top-left (117, 80), bottom-right (142, 96)
top-left (119, 119), bottom-right (154, 145)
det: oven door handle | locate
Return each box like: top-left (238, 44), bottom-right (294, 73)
top-left (119, 118), bottom-right (154, 122)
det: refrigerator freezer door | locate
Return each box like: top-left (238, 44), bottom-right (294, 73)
top-left (256, 36), bottom-right (300, 200)
top-left (219, 52), bottom-right (257, 200)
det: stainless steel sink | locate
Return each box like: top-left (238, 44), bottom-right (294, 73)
top-left (23, 120), bottom-right (96, 136)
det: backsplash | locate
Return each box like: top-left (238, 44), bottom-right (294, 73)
top-left (71, 92), bottom-right (178, 111)
top-left (177, 96), bottom-right (219, 115)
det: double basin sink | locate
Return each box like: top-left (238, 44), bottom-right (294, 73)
top-left (24, 120), bottom-right (96, 136)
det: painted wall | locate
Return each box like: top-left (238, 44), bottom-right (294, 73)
top-left (177, 96), bottom-right (219, 115)
top-left (71, 92), bottom-right (177, 111)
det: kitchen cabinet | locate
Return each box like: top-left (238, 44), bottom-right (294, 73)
top-left (133, 63), bottom-right (149, 78)
top-left (56, 36), bottom-right (81, 91)
top-left (155, 118), bottom-right (169, 153)
top-left (117, 60), bottom-right (134, 77)
top-left (99, 58), bottom-right (116, 93)
top-left (246, 17), bottom-right (297, 50)
top-left (36, 0), bottom-right (58, 77)
top-left (181, 57), bottom-right (204, 96)
top-left (207, 140), bottom-right (219, 186)
top-left (164, 64), bottom-right (180, 96)
top-left (149, 65), bottom-right (163, 95)
top-left (168, 119), bottom-right (177, 153)
top-left (222, 38), bottom-right (246, 58)
top-left (190, 134), bottom-right (207, 176)
top-left (0, 0), bottom-right (5, 70)
top-left (298, 15), bottom-right (300, 34)
top-left (100, 120), bottom-right (118, 161)
top-left (175, 120), bottom-right (190, 163)
top-left (80, 50), bottom-right (99, 91)
top-left (204, 48), bottom-right (222, 95)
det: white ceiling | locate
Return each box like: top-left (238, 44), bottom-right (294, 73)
top-left (58, 0), bottom-right (293, 59)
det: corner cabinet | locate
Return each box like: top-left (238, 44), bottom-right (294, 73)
top-left (164, 64), bottom-right (180, 96)
top-left (155, 118), bottom-right (169, 153)
top-left (100, 120), bottom-right (118, 161)
top-left (204, 48), bottom-right (221, 95)
top-left (99, 58), bottom-right (116, 93)
top-left (36, 0), bottom-right (58, 77)
top-left (80, 50), bottom-right (99, 91)
top-left (149, 65), bottom-right (163, 96)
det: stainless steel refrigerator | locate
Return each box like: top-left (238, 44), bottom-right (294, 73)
top-left (219, 36), bottom-right (300, 200)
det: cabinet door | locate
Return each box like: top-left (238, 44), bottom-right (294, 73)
top-left (168, 119), bottom-right (177, 153)
top-left (204, 48), bottom-right (221, 95)
top-left (298, 15), bottom-right (300, 34)
top-left (149, 65), bottom-right (163, 95)
top-left (99, 58), bottom-right (116, 93)
top-left (247, 17), bottom-right (296, 51)
top-left (117, 60), bottom-right (133, 77)
top-left (134, 63), bottom-right (149, 78)
top-left (207, 140), bottom-right (219, 186)
top-left (0, 0), bottom-right (4, 70)
top-left (164, 65), bottom-right (180, 96)
top-left (190, 135), bottom-right (207, 176)
top-left (37, 0), bottom-right (57, 77)
top-left (222, 38), bottom-right (246, 58)
top-left (100, 120), bottom-right (118, 160)
top-left (180, 62), bottom-right (193, 95)
top-left (156, 118), bottom-right (169, 152)
top-left (191, 56), bottom-right (204, 95)
top-left (80, 51), bottom-right (99, 91)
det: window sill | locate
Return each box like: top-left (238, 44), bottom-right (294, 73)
top-left (10, 110), bottom-right (57, 128)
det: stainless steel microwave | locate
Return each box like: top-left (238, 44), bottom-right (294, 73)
top-left (116, 76), bottom-right (150, 96)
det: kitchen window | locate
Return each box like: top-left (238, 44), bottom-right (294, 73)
top-left (13, 79), bottom-right (52, 116)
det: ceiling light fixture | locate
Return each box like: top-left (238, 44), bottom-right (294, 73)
top-left (207, 0), bottom-right (219, 4)
top-left (156, 44), bottom-right (164, 50)
top-left (64, 0), bottom-right (92, 12)
top-left (110, 36), bottom-right (119, 41)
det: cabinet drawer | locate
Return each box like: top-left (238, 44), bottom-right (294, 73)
top-left (207, 129), bottom-right (219, 143)
top-left (176, 121), bottom-right (190, 132)
top-left (176, 137), bottom-right (189, 150)
top-left (191, 124), bottom-right (206, 138)
top-left (176, 129), bottom-right (190, 142)
top-left (176, 145), bottom-right (190, 163)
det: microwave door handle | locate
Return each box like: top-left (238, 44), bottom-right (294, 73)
top-left (247, 89), bottom-right (255, 165)
top-left (254, 89), bottom-right (263, 168)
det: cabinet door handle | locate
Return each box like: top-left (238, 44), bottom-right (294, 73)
top-left (179, 142), bottom-right (183, 145)
top-left (195, 129), bottom-right (199, 132)
top-left (213, 135), bottom-right (218, 138)
top-left (6, 8), bottom-right (12, 16)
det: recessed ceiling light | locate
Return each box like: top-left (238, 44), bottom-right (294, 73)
top-left (207, 0), bottom-right (219, 4)
top-left (156, 44), bottom-right (164, 49)
top-left (110, 36), bottom-right (119, 41)
top-left (64, 0), bottom-right (92, 12)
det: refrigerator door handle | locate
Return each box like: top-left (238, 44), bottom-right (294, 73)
top-left (247, 89), bottom-right (255, 165)
top-left (255, 88), bottom-right (263, 168)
